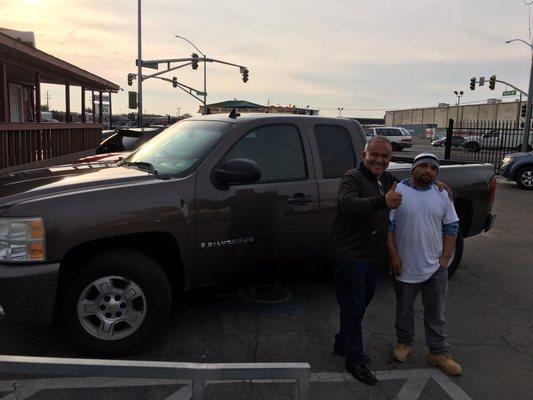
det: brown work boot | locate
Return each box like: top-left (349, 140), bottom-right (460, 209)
top-left (426, 353), bottom-right (462, 376)
top-left (392, 343), bottom-right (412, 362)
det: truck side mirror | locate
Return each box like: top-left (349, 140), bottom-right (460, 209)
top-left (213, 158), bottom-right (261, 187)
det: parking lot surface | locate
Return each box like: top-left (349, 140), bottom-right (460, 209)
top-left (0, 180), bottom-right (531, 399)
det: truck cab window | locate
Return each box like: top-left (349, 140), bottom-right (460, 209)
top-left (314, 124), bottom-right (356, 178)
top-left (223, 124), bottom-right (307, 183)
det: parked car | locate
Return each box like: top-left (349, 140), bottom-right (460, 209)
top-left (364, 127), bottom-right (412, 151)
top-left (101, 129), bottom-right (118, 141)
top-left (0, 114), bottom-right (496, 355)
top-left (500, 151), bottom-right (533, 190)
top-left (463, 130), bottom-right (533, 153)
top-left (95, 127), bottom-right (166, 155)
top-left (431, 135), bottom-right (465, 147)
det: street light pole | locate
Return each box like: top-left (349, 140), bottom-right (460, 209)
top-left (453, 90), bottom-right (464, 106)
top-left (137, 0), bottom-right (142, 127)
top-left (506, 38), bottom-right (533, 152)
top-left (175, 35), bottom-right (207, 114)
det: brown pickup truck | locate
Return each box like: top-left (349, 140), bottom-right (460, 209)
top-left (0, 114), bottom-right (496, 355)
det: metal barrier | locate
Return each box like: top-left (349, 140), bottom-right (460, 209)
top-left (0, 355), bottom-right (310, 399)
top-left (445, 120), bottom-right (533, 173)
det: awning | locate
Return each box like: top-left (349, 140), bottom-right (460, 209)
top-left (0, 32), bottom-right (119, 92)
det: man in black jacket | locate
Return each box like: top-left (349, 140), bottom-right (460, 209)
top-left (330, 135), bottom-right (402, 385)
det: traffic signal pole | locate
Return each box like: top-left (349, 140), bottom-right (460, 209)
top-left (137, 0), bottom-right (143, 127)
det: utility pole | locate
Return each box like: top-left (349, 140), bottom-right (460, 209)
top-left (45, 90), bottom-right (51, 110)
top-left (137, 0), bottom-right (143, 127)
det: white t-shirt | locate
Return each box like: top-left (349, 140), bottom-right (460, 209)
top-left (389, 180), bottom-right (459, 283)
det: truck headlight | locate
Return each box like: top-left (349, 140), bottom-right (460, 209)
top-left (0, 218), bottom-right (46, 262)
top-left (501, 156), bottom-right (513, 166)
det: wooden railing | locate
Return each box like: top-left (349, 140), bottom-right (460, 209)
top-left (0, 123), bottom-right (102, 169)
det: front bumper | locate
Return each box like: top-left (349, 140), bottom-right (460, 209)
top-left (0, 262), bottom-right (59, 324)
top-left (484, 213), bottom-right (496, 232)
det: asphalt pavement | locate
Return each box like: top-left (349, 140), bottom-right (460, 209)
top-left (0, 179), bottom-right (531, 399)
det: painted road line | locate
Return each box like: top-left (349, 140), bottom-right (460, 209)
top-left (0, 368), bottom-right (471, 400)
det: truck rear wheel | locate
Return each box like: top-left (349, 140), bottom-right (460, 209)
top-left (447, 230), bottom-right (464, 278)
top-left (60, 249), bottom-right (172, 356)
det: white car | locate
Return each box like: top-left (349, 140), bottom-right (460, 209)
top-left (364, 127), bottom-right (412, 151)
top-left (463, 130), bottom-right (533, 153)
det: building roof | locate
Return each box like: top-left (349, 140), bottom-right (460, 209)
top-left (0, 31), bottom-right (119, 92)
top-left (207, 100), bottom-right (265, 109)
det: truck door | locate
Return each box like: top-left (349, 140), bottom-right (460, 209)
top-left (305, 121), bottom-right (366, 258)
top-left (194, 120), bottom-right (320, 283)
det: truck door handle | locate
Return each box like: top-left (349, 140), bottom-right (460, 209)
top-left (286, 193), bottom-right (313, 204)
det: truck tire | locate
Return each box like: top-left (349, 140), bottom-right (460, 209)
top-left (447, 230), bottom-right (463, 278)
top-left (60, 249), bottom-right (172, 356)
top-left (515, 166), bottom-right (533, 190)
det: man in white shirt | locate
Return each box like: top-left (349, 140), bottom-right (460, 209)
top-left (387, 153), bottom-right (462, 376)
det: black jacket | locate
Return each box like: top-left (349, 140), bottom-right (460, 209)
top-left (330, 162), bottom-right (397, 262)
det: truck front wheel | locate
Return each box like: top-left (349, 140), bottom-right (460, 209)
top-left (60, 249), bottom-right (172, 356)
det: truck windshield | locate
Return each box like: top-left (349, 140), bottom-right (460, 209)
top-left (124, 120), bottom-right (234, 175)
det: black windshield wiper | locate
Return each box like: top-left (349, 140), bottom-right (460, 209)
top-left (121, 160), bottom-right (158, 175)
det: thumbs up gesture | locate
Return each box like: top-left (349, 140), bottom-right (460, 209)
top-left (385, 182), bottom-right (402, 209)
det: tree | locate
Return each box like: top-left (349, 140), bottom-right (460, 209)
top-left (40, 105), bottom-right (49, 111)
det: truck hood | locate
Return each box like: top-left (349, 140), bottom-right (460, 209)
top-left (0, 163), bottom-right (156, 212)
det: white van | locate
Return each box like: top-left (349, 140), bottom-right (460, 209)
top-left (364, 127), bottom-right (412, 151)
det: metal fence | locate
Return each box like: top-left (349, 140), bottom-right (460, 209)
top-left (0, 123), bottom-right (102, 169)
top-left (446, 120), bottom-right (532, 173)
top-left (0, 355), bottom-right (311, 400)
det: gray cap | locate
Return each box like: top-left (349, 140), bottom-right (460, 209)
top-left (411, 152), bottom-right (440, 172)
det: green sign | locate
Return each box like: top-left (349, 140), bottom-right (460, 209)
top-left (135, 60), bottom-right (158, 70)
top-left (502, 90), bottom-right (517, 96)
top-left (128, 91), bottom-right (137, 109)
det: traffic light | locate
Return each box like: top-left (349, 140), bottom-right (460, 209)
top-left (172, 76), bottom-right (178, 88)
top-left (191, 53), bottom-right (199, 70)
top-left (242, 68), bottom-right (249, 83)
top-left (469, 77), bottom-right (476, 91)
top-left (127, 73), bottom-right (134, 86)
top-left (489, 75), bottom-right (496, 90)
top-left (522, 104), bottom-right (527, 118)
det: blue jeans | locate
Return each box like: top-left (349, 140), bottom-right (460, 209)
top-left (334, 258), bottom-right (379, 366)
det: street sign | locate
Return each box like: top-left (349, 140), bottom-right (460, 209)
top-left (479, 76), bottom-right (485, 87)
top-left (502, 90), bottom-right (517, 96)
top-left (128, 91), bottom-right (137, 109)
top-left (196, 91), bottom-right (207, 96)
top-left (135, 60), bottom-right (158, 70)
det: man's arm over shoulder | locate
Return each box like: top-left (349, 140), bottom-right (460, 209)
top-left (338, 171), bottom-right (387, 215)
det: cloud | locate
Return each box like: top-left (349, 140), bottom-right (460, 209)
top-left (2, 0), bottom-right (530, 117)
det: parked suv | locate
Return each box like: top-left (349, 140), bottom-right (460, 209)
top-left (501, 151), bottom-right (533, 190)
top-left (364, 127), bottom-right (412, 151)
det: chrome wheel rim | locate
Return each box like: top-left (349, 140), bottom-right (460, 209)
top-left (520, 170), bottom-right (533, 187)
top-left (77, 276), bottom-right (147, 341)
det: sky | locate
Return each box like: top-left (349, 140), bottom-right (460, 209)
top-left (2, 0), bottom-right (532, 118)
